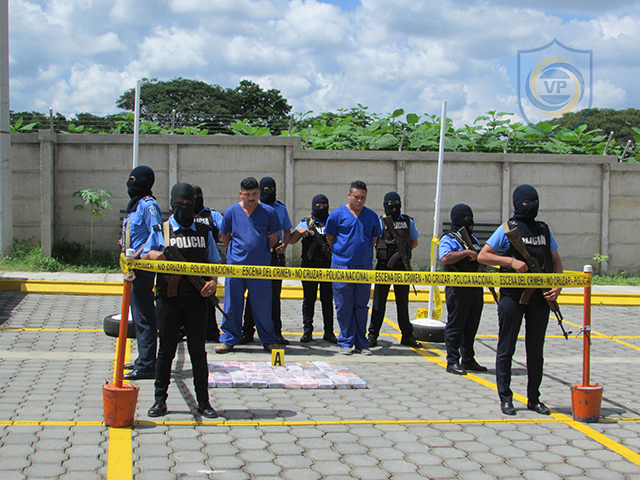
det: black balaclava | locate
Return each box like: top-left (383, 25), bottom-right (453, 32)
top-left (450, 203), bottom-right (474, 235)
top-left (192, 185), bottom-right (204, 214)
top-left (311, 194), bottom-right (329, 222)
top-left (383, 192), bottom-right (402, 220)
top-left (513, 184), bottom-right (539, 224)
top-left (126, 166), bottom-right (155, 213)
top-left (259, 177), bottom-right (276, 205)
top-left (170, 183), bottom-right (195, 228)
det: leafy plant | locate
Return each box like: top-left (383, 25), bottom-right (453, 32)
top-left (72, 189), bottom-right (113, 260)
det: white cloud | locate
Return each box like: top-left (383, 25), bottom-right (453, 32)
top-left (7, 0), bottom-right (640, 126)
top-left (137, 27), bottom-right (209, 71)
top-left (593, 79), bottom-right (627, 107)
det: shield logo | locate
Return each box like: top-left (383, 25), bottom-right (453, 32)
top-left (518, 39), bottom-right (592, 131)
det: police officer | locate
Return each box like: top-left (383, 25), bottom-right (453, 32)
top-left (439, 204), bottom-right (486, 375)
top-left (478, 185), bottom-right (563, 416)
top-left (143, 183), bottom-right (220, 418)
top-left (192, 184), bottom-right (224, 342)
top-left (122, 166), bottom-right (162, 381)
top-left (241, 177), bottom-right (292, 345)
top-left (288, 194), bottom-right (337, 344)
top-left (368, 192), bottom-right (421, 349)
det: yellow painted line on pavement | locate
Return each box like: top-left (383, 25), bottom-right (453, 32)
top-left (0, 421), bottom-right (105, 426)
top-left (0, 327), bottom-right (102, 333)
top-left (563, 320), bottom-right (640, 353)
top-left (106, 337), bottom-right (133, 480)
top-left (382, 317), bottom-right (640, 467)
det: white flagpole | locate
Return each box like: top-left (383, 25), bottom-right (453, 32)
top-left (427, 101), bottom-right (447, 319)
top-left (132, 80), bottom-right (141, 168)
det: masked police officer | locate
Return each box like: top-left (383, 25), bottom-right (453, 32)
top-left (192, 184), bottom-right (224, 342)
top-left (440, 204), bottom-right (486, 375)
top-left (478, 185), bottom-right (563, 416)
top-left (143, 183), bottom-right (220, 418)
top-left (122, 166), bottom-right (162, 381)
top-left (288, 194), bottom-right (337, 344)
top-left (368, 192), bottom-right (421, 349)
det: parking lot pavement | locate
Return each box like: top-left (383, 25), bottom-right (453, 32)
top-left (0, 288), bottom-right (639, 479)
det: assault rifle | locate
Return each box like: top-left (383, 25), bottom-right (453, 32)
top-left (503, 223), bottom-right (570, 339)
top-left (456, 227), bottom-right (499, 304)
top-left (381, 215), bottom-right (418, 296)
top-left (307, 218), bottom-right (332, 261)
top-left (163, 245), bottom-right (231, 321)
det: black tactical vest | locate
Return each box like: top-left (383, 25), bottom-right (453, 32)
top-left (376, 214), bottom-right (412, 269)
top-left (300, 218), bottom-right (331, 267)
top-left (156, 222), bottom-right (210, 297)
top-left (500, 218), bottom-right (554, 299)
top-left (442, 231), bottom-right (480, 273)
top-left (194, 209), bottom-right (220, 243)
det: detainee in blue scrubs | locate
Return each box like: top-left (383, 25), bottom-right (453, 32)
top-left (216, 177), bottom-right (282, 352)
top-left (325, 180), bottom-right (381, 355)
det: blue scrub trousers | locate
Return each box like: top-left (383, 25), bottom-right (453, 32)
top-left (220, 277), bottom-right (279, 346)
top-left (332, 263), bottom-right (371, 350)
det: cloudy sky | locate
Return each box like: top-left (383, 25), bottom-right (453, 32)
top-left (8, 0), bottom-right (640, 126)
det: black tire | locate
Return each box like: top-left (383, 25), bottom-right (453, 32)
top-left (103, 314), bottom-right (136, 339)
top-left (411, 318), bottom-right (446, 343)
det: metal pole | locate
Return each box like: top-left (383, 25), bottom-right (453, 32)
top-left (602, 131), bottom-right (614, 155)
top-left (170, 109), bottom-right (175, 135)
top-left (427, 101), bottom-right (447, 319)
top-left (132, 80), bottom-right (141, 168)
top-left (582, 264), bottom-right (592, 386)
top-left (503, 131), bottom-right (512, 154)
top-left (304, 125), bottom-right (311, 150)
top-left (288, 114), bottom-right (294, 137)
top-left (619, 140), bottom-right (632, 162)
top-left (49, 107), bottom-right (54, 131)
top-left (398, 128), bottom-right (407, 151)
top-left (0, 0), bottom-right (12, 256)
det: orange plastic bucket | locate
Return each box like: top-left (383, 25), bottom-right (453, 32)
top-left (102, 382), bottom-right (140, 428)
top-left (570, 384), bottom-right (603, 423)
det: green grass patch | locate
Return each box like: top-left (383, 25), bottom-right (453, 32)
top-left (0, 240), bottom-right (120, 273)
top-left (592, 271), bottom-right (640, 286)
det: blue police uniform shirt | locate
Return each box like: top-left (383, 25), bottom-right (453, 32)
top-left (485, 226), bottom-right (558, 254)
top-left (325, 205), bottom-right (382, 266)
top-left (125, 196), bottom-right (162, 252)
top-left (142, 215), bottom-right (221, 263)
top-left (439, 232), bottom-right (480, 259)
top-left (197, 206), bottom-right (224, 230)
top-left (221, 202), bottom-right (282, 266)
top-left (270, 200), bottom-right (293, 241)
top-left (295, 218), bottom-right (326, 233)
top-left (379, 217), bottom-right (420, 240)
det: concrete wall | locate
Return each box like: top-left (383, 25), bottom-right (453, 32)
top-left (9, 132), bottom-right (639, 274)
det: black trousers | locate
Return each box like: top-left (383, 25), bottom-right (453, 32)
top-left (369, 283), bottom-right (413, 338)
top-left (243, 279), bottom-right (282, 338)
top-left (302, 279), bottom-right (334, 334)
top-left (444, 286), bottom-right (484, 365)
top-left (130, 270), bottom-right (157, 372)
top-left (496, 294), bottom-right (549, 403)
top-left (154, 295), bottom-right (209, 405)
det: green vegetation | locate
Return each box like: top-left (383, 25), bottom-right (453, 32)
top-left (72, 189), bottom-right (113, 260)
top-left (592, 272), bottom-right (640, 286)
top-left (0, 241), bottom-right (119, 273)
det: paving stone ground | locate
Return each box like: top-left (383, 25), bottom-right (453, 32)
top-left (0, 284), bottom-right (639, 479)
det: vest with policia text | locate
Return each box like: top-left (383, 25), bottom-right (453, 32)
top-left (376, 214), bottom-right (412, 269)
top-left (155, 221), bottom-right (211, 297)
top-left (300, 218), bottom-right (331, 267)
top-left (194, 209), bottom-right (220, 243)
top-left (443, 231), bottom-right (480, 273)
top-left (500, 218), bottom-right (554, 300)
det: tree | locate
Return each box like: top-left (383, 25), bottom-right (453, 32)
top-left (548, 108), bottom-right (640, 150)
top-left (115, 78), bottom-right (292, 133)
top-left (72, 189), bottom-right (113, 260)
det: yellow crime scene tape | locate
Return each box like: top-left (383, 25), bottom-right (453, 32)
top-left (121, 254), bottom-right (591, 288)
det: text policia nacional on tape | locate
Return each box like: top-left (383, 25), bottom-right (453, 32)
top-left (123, 255), bottom-right (590, 289)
